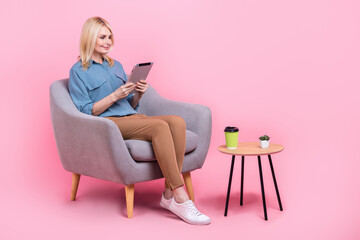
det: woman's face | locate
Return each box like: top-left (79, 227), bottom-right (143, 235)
top-left (93, 26), bottom-right (112, 57)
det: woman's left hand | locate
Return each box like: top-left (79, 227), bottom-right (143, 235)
top-left (135, 80), bottom-right (148, 95)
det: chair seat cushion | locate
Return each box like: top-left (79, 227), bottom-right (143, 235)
top-left (125, 130), bottom-right (198, 161)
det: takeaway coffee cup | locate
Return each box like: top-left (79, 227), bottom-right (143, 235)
top-left (224, 126), bottom-right (239, 149)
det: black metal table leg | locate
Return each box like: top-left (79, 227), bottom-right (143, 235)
top-left (240, 156), bottom-right (245, 206)
top-left (224, 155), bottom-right (235, 216)
top-left (268, 155), bottom-right (283, 211)
top-left (258, 156), bottom-right (268, 221)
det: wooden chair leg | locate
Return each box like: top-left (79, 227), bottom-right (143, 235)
top-left (71, 173), bottom-right (81, 201)
top-left (182, 172), bottom-right (195, 202)
top-left (125, 184), bottom-right (135, 218)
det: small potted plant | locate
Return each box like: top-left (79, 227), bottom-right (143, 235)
top-left (259, 135), bottom-right (270, 148)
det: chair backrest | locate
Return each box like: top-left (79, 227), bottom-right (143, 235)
top-left (50, 79), bottom-right (81, 118)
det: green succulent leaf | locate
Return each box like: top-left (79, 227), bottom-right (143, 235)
top-left (259, 135), bottom-right (270, 141)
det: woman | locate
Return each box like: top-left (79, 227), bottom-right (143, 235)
top-left (68, 16), bottom-right (211, 225)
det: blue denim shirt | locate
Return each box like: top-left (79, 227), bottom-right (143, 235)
top-left (68, 58), bottom-right (139, 117)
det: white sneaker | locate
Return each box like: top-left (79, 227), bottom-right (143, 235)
top-left (168, 199), bottom-right (211, 225)
top-left (160, 193), bottom-right (173, 210)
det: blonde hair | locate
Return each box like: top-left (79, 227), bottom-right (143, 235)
top-left (79, 16), bottom-right (114, 70)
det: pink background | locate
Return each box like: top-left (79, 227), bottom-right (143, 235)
top-left (1, 0), bottom-right (360, 239)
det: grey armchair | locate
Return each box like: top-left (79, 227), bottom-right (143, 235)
top-left (50, 79), bottom-right (212, 218)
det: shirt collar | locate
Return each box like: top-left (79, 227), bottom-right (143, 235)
top-left (90, 57), bottom-right (108, 65)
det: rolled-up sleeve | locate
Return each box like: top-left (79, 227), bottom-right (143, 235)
top-left (68, 69), bottom-right (94, 115)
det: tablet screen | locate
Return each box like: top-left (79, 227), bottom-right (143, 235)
top-left (128, 62), bottom-right (153, 84)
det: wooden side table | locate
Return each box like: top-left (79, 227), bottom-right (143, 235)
top-left (218, 142), bottom-right (285, 220)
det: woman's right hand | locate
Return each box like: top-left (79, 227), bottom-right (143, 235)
top-left (112, 82), bottom-right (135, 101)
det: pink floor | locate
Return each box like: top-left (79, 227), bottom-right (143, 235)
top-left (2, 144), bottom-right (359, 239)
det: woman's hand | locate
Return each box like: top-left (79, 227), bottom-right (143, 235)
top-left (135, 80), bottom-right (148, 95)
top-left (93, 82), bottom-right (135, 116)
top-left (113, 82), bottom-right (135, 101)
top-left (129, 80), bottom-right (148, 109)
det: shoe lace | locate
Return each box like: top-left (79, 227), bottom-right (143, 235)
top-left (185, 201), bottom-right (202, 216)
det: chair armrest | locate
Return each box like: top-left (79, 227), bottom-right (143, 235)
top-left (138, 86), bottom-right (212, 170)
top-left (51, 97), bottom-right (137, 185)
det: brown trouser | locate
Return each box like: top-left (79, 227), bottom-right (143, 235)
top-left (105, 114), bottom-right (186, 190)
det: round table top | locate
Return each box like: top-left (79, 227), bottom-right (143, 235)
top-left (217, 142), bottom-right (284, 156)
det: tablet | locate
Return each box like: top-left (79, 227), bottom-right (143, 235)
top-left (128, 62), bottom-right (153, 85)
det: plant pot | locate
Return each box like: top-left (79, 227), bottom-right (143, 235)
top-left (260, 140), bottom-right (269, 148)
